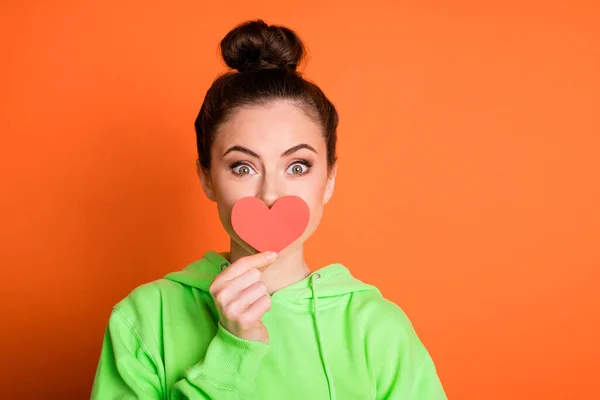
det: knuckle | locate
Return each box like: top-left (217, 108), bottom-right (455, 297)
top-left (238, 258), bottom-right (250, 270)
top-left (238, 314), bottom-right (253, 329)
top-left (224, 304), bottom-right (239, 320)
top-left (214, 291), bottom-right (227, 306)
top-left (257, 282), bottom-right (267, 292)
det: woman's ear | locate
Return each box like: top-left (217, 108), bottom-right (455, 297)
top-left (196, 158), bottom-right (217, 202)
top-left (323, 163), bottom-right (337, 205)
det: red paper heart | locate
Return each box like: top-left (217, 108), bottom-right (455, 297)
top-left (231, 195), bottom-right (310, 253)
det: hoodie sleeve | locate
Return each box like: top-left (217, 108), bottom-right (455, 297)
top-left (91, 309), bottom-right (163, 399)
top-left (171, 322), bottom-right (270, 399)
top-left (366, 299), bottom-right (447, 400)
top-left (91, 309), bottom-right (269, 400)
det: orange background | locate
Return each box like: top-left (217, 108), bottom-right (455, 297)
top-left (1, 1), bottom-right (599, 398)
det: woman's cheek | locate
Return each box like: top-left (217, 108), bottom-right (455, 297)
top-left (216, 180), bottom-right (254, 206)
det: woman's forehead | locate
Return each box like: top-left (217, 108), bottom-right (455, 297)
top-left (215, 101), bottom-right (324, 152)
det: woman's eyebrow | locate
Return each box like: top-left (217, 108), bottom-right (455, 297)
top-left (223, 145), bottom-right (260, 158)
top-left (223, 144), bottom-right (317, 159)
top-left (281, 144), bottom-right (317, 157)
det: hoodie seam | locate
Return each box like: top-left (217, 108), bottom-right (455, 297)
top-left (192, 372), bottom-right (253, 400)
top-left (112, 307), bottom-right (161, 381)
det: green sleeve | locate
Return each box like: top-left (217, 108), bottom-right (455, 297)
top-left (91, 310), bottom-right (269, 400)
top-left (170, 323), bottom-right (269, 399)
top-left (91, 309), bottom-right (163, 399)
top-left (367, 301), bottom-right (447, 400)
top-left (407, 353), bottom-right (447, 400)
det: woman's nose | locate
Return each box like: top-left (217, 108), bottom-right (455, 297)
top-left (256, 173), bottom-right (282, 208)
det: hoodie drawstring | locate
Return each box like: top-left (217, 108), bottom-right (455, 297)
top-left (310, 273), bottom-right (336, 400)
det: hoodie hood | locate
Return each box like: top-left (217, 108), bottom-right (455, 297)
top-left (164, 250), bottom-right (380, 400)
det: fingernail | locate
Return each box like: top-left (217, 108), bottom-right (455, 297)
top-left (266, 252), bottom-right (277, 260)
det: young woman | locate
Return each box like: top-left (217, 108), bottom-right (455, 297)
top-left (91, 19), bottom-right (447, 400)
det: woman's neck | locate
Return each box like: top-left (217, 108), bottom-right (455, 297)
top-left (228, 239), bottom-right (312, 295)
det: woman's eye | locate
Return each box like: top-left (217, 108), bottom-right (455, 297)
top-left (287, 162), bottom-right (309, 175)
top-left (232, 164), bottom-right (255, 176)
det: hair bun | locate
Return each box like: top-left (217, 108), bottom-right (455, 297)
top-left (220, 19), bottom-right (305, 73)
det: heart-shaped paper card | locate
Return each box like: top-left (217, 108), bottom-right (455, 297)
top-left (231, 195), bottom-right (310, 253)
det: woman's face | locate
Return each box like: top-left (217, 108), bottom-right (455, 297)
top-left (197, 99), bottom-right (336, 254)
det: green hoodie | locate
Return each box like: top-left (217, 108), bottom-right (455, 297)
top-left (91, 251), bottom-right (446, 399)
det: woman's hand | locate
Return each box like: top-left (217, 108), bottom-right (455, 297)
top-left (209, 251), bottom-right (277, 345)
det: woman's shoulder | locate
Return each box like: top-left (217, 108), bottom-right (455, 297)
top-left (352, 289), bottom-right (418, 333)
top-left (113, 279), bottom-right (183, 311)
top-left (110, 278), bottom-right (213, 330)
top-left (113, 252), bottom-right (220, 317)
top-left (353, 290), bottom-right (431, 366)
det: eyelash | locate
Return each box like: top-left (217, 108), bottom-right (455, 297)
top-left (229, 160), bottom-right (313, 177)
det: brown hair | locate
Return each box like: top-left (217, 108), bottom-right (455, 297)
top-left (194, 19), bottom-right (339, 174)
